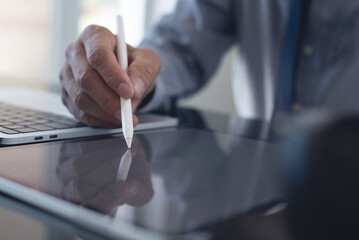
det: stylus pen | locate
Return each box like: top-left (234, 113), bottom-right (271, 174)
top-left (117, 15), bottom-right (133, 148)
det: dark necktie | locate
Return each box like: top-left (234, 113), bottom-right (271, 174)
top-left (275, 0), bottom-right (310, 112)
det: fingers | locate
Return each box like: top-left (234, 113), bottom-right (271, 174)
top-left (80, 25), bottom-right (134, 99)
top-left (60, 25), bottom-right (160, 126)
top-left (65, 41), bottom-right (125, 123)
top-left (60, 63), bottom-right (122, 128)
top-left (84, 181), bottom-right (128, 213)
top-left (123, 178), bottom-right (154, 207)
top-left (127, 48), bottom-right (162, 101)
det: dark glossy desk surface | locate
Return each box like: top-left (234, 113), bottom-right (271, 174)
top-left (0, 108), bottom-right (292, 240)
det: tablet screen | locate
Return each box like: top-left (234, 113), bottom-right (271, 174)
top-left (0, 128), bottom-right (283, 237)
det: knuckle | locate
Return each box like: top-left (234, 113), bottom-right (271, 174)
top-left (132, 65), bottom-right (155, 87)
top-left (82, 25), bottom-right (114, 42)
top-left (143, 65), bottom-right (156, 80)
top-left (101, 96), bottom-right (117, 115)
top-left (83, 24), bottom-right (101, 37)
top-left (65, 42), bottom-right (84, 66)
top-left (87, 46), bottom-right (107, 68)
top-left (59, 65), bottom-right (68, 83)
top-left (76, 68), bottom-right (93, 90)
top-left (74, 90), bottom-right (87, 109)
top-left (129, 50), bottom-right (161, 87)
top-left (72, 45), bottom-right (83, 59)
top-left (103, 72), bottom-right (116, 87)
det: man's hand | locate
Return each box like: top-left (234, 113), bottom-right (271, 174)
top-left (60, 25), bottom-right (162, 128)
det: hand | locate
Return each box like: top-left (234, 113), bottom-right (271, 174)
top-left (59, 25), bottom-right (162, 128)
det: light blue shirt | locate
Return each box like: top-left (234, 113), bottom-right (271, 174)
top-left (140, 0), bottom-right (359, 120)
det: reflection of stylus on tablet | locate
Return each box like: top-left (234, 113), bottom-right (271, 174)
top-left (116, 149), bottom-right (132, 181)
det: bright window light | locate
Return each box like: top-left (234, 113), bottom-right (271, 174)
top-left (0, 0), bottom-right (51, 89)
top-left (79, 0), bottom-right (147, 46)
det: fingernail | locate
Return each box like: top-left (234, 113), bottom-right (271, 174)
top-left (118, 83), bottom-right (132, 99)
top-left (134, 78), bottom-right (145, 97)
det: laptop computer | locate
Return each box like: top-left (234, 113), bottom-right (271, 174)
top-left (0, 88), bottom-right (178, 145)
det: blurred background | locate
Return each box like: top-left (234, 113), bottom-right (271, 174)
top-left (0, 0), bottom-right (236, 113)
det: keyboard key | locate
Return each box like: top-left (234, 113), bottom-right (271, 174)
top-left (16, 128), bottom-right (37, 133)
top-left (0, 127), bottom-right (19, 134)
top-left (0, 120), bottom-right (12, 126)
top-left (13, 121), bottom-right (32, 126)
top-left (0, 116), bottom-right (13, 120)
top-left (5, 124), bottom-right (25, 129)
top-left (44, 122), bottom-right (69, 129)
top-left (28, 125), bottom-right (53, 131)
top-left (22, 116), bottom-right (38, 121)
top-left (33, 119), bottom-right (50, 124)
top-left (10, 118), bottom-right (26, 123)
top-left (36, 112), bottom-right (52, 117)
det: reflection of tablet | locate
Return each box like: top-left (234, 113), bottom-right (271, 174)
top-left (0, 88), bottom-right (177, 145)
top-left (0, 128), bottom-right (283, 239)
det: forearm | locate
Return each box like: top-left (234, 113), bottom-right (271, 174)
top-left (138, 0), bottom-right (235, 112)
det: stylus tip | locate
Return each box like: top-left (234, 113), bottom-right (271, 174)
top-left (125, 137), bottom-right (132, 148)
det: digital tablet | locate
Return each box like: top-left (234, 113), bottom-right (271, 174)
top-left (0, 128), bottom-right (284, 239)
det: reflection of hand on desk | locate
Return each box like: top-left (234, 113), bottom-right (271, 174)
top-left (55, 137), bottom-right (154, 214)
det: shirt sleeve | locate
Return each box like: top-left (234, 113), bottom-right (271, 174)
top-left (137, 0), bottom-right (236, 112)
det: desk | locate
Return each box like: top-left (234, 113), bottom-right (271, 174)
top-left (0, 108), bottom-right (292, 240)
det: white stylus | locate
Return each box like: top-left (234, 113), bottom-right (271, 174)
top-left (117, 15), bottom-right (133, 148)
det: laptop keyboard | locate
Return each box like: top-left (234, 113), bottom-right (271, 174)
top-left (0, 102), bottom-right (85, 135)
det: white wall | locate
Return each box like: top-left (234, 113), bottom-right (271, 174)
top-left (0, 0), bottom-right (52, 89)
